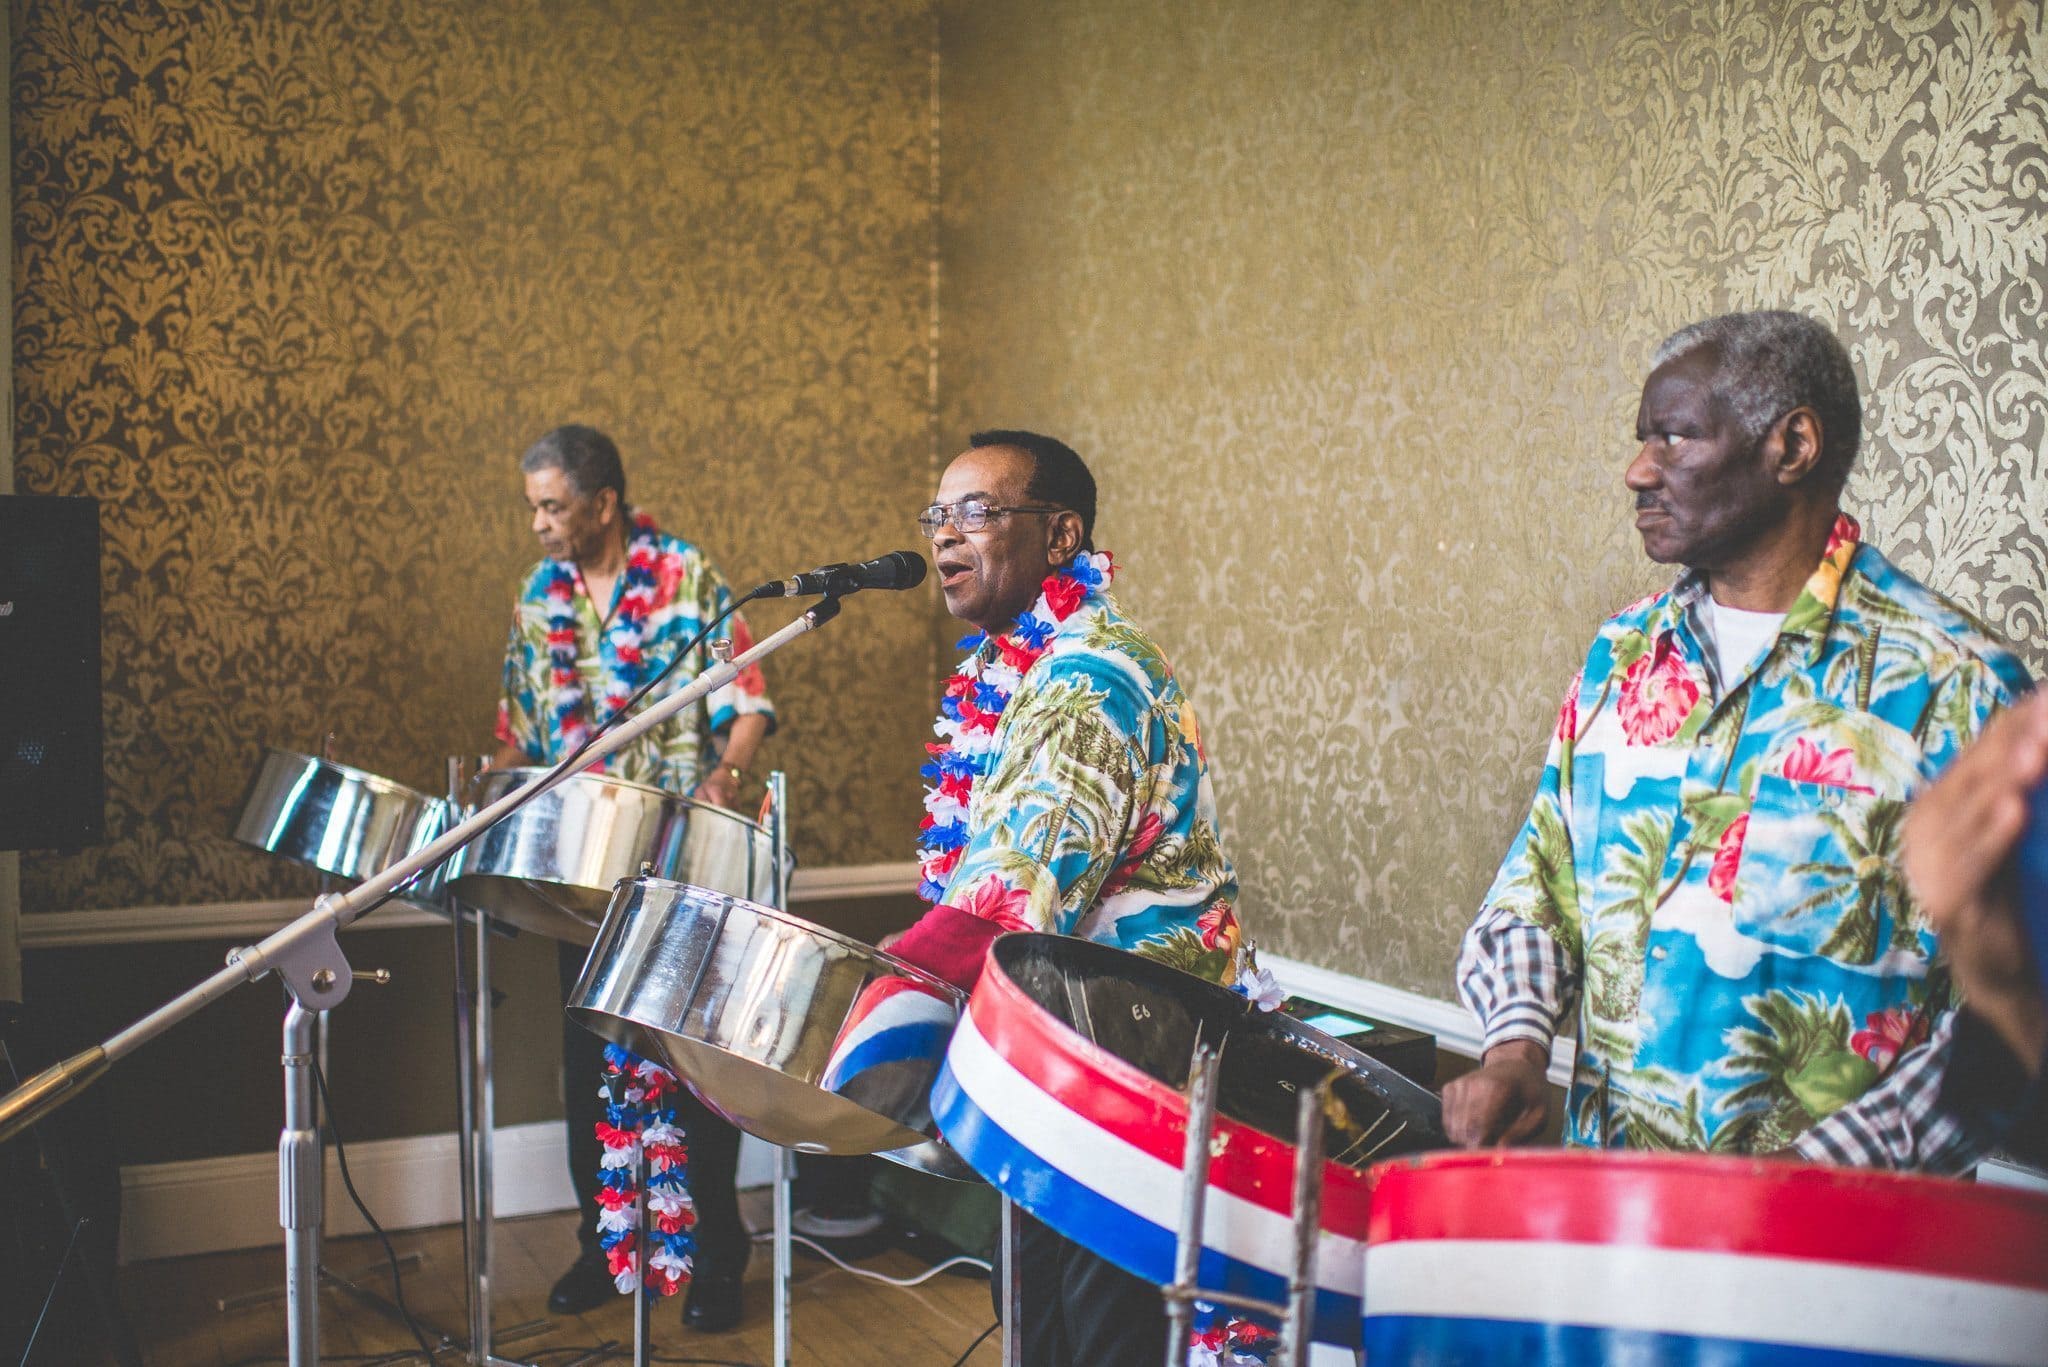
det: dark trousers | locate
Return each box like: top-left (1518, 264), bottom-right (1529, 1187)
top-left (559, 942), bottom-right (749, 1277)
top-left (1003, 1207), bottom-right (1169, 1366)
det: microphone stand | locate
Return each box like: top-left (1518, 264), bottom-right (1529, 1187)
top-left (0, 594), bottom-right (845, 1366)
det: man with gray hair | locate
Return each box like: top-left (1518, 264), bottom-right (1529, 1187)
top-left (1443, 311), bottom-right (2032, 1169)
top-left (492, 423), bottom-right (774, 1330)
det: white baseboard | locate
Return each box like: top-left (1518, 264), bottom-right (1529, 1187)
top-left (119, 1120), bottom-right (577, 1265)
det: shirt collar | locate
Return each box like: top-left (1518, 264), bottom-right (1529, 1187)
top-left (1656, 512), bottom-right (1860, 666)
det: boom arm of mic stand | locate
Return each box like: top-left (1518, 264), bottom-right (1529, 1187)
top-left (0, 597), bottom-right (845, 1147)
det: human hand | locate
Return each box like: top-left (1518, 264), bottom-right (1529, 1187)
top-left (1903, 691), bottom-right (2048, 1076)
top-left (1441, 1039), bottom-right (1553, 1147)
top-left (695, 765), bottom-right (741, 811)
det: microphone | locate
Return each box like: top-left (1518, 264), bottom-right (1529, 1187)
top-left (755, 550), bottom-right (928, 598)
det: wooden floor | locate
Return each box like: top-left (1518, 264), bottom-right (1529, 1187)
top-left (99, 1197), bottom-right (1001, 1367)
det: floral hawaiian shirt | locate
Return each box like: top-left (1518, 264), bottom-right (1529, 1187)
top-left (1458, 515), bottom-right (2032, 1170)
top-left (494, 527), bottom-right (774, 794)
top-left (937, 581), bottom-right (1244, 986)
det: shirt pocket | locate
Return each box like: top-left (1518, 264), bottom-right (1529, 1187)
top-left (1729, 773), bottom-right (1908, 964)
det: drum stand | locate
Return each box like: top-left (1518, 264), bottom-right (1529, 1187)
top-left (1160, 1047), bottom-right (1350, 1367)
top-left (0, 599), bottom-right (846, 1367)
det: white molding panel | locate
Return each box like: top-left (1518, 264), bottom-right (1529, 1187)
top-left (22, 862), bottom-right (922, 951)
top-left (119, 1120), bottom-right (575, 1265)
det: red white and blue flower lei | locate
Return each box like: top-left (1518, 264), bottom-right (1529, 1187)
top-left (915, 550), bottom-right (1115, 902)
top-left (595, 1044), bottom-right (696, 1297)
top-left (543, 510), bottom-right (663, 764)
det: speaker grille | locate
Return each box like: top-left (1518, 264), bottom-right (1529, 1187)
top-left (0, 494), bottom-right (105, 851)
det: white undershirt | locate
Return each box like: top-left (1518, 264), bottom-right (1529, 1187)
top-left (1705, 598), bottom-right (1786, 692)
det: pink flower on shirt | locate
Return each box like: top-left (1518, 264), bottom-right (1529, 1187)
top-left (1617, 640), bottom-right (1700, 746)
top-left (1779, 736), bottom-right (1873, 793)
top-left (958, 877), bottom-right (1033, 933)
top-left (1708, 812), bottom-right (1748, 903)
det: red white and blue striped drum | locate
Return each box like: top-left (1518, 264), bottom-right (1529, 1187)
top-left (1360, 1149), bottom-right (2048, 1366)
top-left (929, 933), bottom-right (1444, 1348)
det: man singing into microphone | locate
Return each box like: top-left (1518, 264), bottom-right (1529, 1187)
top-left (883, 430), bottom-right (1243, 1365)
top-left (492, 424), bottom-right (774, 1331)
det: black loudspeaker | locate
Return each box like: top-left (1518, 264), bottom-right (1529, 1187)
top-left (0, 494), bottom-right (104, 851)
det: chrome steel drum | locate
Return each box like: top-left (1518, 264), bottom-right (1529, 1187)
top-left (233, 749), bottom-right (450, 895)
top-left (446, 768), bottom-right (785, 943)
top-left (1362, 1150), bottom-right (2048, 1365)
top-left (930, 933), bottom-right (1445, 1348)
top-left (568, 876), bottom-right (965, 1158)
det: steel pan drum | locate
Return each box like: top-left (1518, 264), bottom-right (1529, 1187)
top-left (234, 749), bottom-right (449, 895)
top-left (568, 876), bottom-right (964, 1157)
top-left (930, 933), bottom-right (1445, 1348)
top-left (446, 768), bottom-right (786, 943)
top-left (1362, 1150), bottom-right (2048, 1365)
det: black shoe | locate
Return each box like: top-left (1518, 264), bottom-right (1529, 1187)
top-left (683, 1269), bottom-right (745, 1333)
top-left (548, 1251), bottom-right (615, 1315)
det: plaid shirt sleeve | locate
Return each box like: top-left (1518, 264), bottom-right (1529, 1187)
top-left (1791, 1005), bottom-right (1984, 1173)
top-left (1457, 902), bottom-right (1580, 1055)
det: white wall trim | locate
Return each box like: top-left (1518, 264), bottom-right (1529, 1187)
top-left (22, 862), bottom-right (921, 951)
top-left (1263, 952), bottom-right (1577, 1086)
top-left (119, 1120), bottom-right (576, 1265)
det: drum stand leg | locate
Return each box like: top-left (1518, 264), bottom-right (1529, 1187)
top-left (773, 1144), bottom-right (795, 1367)
top-left (1161, 1051), bottom-right (1327, 1367)
top-left (462, 905), bottom-right (548, 1367)
top-left (999, 1197), bottom-right (1022, 1367)
top-left (1163, 1045), bottom-right (1223, 1367)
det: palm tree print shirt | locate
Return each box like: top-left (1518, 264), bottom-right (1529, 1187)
top-left (937, 584), bottom-right (1244, 986)
top-left (1457, 515), bottom-right (2032, 1170)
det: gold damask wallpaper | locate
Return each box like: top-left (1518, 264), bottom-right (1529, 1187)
top-left (939, 0), bottom-right (2048, 995)
top-left (15, 0), bottom-right (940, 912)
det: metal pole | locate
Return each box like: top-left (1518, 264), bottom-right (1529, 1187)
top-left (773, 1143), bottom-right (794, 1367)
top-left (280, 1000), bottom-right (321, 1367)
top-left (1000, 1197), bottom-right (1022, 1367)
top-left (472, 905), bottom-right (496, 1365)
top-left (1164, 1046), bottom-right (1222, 1367)
top-left (1281, 1080), bottom-right (1329, 1367)
top-left (633, 1142), bottom-right (652, 1367)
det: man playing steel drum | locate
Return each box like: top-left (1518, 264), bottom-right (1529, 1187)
top-left (1443, 311), bottom-right (2033, 1169)
top-left (882, 430), bottom-right (1244, 1365)
top-left (491, 424), bottom-right (774, 1331)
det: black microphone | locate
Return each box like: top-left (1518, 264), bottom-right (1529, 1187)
top-left (755, 550), bottom-right (928, 598)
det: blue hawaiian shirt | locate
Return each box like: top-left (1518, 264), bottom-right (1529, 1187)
top-left (1459, 516), bottom-right (2032, 1170)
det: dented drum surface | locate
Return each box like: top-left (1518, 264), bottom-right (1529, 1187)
top-left (567, 876), bottom-right (965, 1159)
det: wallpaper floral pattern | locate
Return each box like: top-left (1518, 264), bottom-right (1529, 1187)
top-left (14, 0), bottom-right (939, 911)
top-left (938, 0), bottom-right (2048, 995)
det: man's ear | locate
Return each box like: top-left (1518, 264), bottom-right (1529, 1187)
top-left (1046, 509), bottom-right (1085, 565)
top-left (1771, 406), bottom-right (1826, 486)
top-left (593, 487), bottom-right (622, 524)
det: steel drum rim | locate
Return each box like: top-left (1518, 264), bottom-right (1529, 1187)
top-left (626, 874), bottom-right (962, 1001)
top-left (487, 766), bottom-right (778, 840)
top-left (1368, 1145), bottom-right (2048, 1217)
top-left (241, 748), bottom-right (439, 808)
top-left (968, 936), bottom-right (1379, 1213)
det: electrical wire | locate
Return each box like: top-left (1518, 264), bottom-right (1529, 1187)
top-left (947, 1321), bottom-right (1000, 1366)
top-left (750, 1227), bottom-right (993, 1288)
top-left (310, 1058), bottom-right (440, 1364)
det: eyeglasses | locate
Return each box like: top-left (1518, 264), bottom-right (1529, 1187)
top-left (916, 499), bottom-right (1069, 538)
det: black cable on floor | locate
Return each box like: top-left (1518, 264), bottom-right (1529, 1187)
top-left (947, 1321), bottom-right (999, 1366)
top-left (311, 1058), bottom-right (440, 1365)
